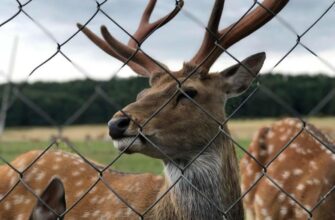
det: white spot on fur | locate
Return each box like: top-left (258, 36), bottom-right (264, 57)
top-left (6, 169), bottom-right (15, 177)
top-left (52, 164), bottom-right (60, 170)
top-left (55, 157), bottom-right (62, 162)
top-left (24, 198), bottom-right (31, 204)
top-left (312, 178), bottom-right (320, 185)
top-left (75, 190), bottom-right (83, 198)
top-left (278, 153), bottom-right (286, 162)
top-left (104, 212), bottom-right (112, 219)
top-left (72, 171), bottom-right (81, 177)
top-left (288, 119), bottom-right (296, 126)
top-left (268, 144), bottom-right (275, 154)
top-left (246, 165), bottom-right (253, 176)
top-left (16, 213), bottom-right (24, 220)
top-left (288, 199), bottom-right (295, 205)
top-left (36, 159), bottom-right (45, 165)
top-left (296, 209), bottom-right (304, 218)
top-left (241, 182), bottom-right (246, 192)
top-left (35, 189), bottom-right (42, 195)
top-left (306, 179), bottom-right (314, 185)
top-left (36, 172), bottom-right (46, 181)
top-left (309, 161), bottom-right (318, 170)
top-left (268, 131), bottom-right (275, 139)
top-left (98, 197), bottom-right (105, 205)
top-left (9, 176), bottom-right (17, 186)
top-left (73, 160), bottom-right (80, 165)
top-left (293, 169), bottom-right (303, 176)
top-left (261, 208), bottom-right (268, 216)
top-left (290, 143), bottom-right (298, 149)
top-left (90, 196), bottom-right (99, 204)
top-left (278, 193), bottom-right (286, 202)
top-left (92, 210), bottom-right (100, 217)
top-left (280, 206), bottom-right (288, 216)
top-left (13, 195), bottom-right (24, 205)
top-left (75, 180), bottom-right (83, 187)
top-left (126, 208), bottom-right (133, 216)
top-left (255, 195), bottom-right (264, 206)
top-left (82, 212), bottom-right (90, 218)
top-left (4, 201), bottom-right (11, 210)
top-left (282, 171), bottom-right (290, 179)
top-left (280, 135), bottom-right (288, 141)
top-left (297, 184), bottom-right (305, 191)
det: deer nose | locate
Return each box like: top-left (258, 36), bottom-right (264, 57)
top-left (108, 117), bottom-right (130, 139)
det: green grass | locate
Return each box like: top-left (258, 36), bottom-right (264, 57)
top-left (0, 139), bottom-right (251, 175)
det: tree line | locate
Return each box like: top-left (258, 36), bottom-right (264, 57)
top-left (1, 73), bottom-right (334, 126)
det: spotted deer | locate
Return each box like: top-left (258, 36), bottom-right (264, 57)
top-left (0, 0), bottom-right (288, 219)
top-left (240, 118), bottom-right (335, 220)
top-left (30, 178), bottom-right (66, 220)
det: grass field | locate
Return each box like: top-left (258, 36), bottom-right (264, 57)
top-left (0, 117), bottom-right (334, 174)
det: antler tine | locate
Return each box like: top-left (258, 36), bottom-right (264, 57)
top-left (190, 0), bottom-right (225, 68)
top-left (128, 0), bottom-right (184, 48)
top-left (77, 23), bottom-right (149, 76)
top-left (101, 25), bottom-right (161, 74)
top-left (188, 0), bottom-right (289, 71)
top-left (78, 0), bottom-right (184, 77)
top-left (219, 0), bottom-right (289, 50)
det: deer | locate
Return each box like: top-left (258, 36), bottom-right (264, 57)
top-left (240, 118), bottom-right (335, 220)
top-left (0, 0), bottom-right (288, 219)
top-left (30, 178), bottom-right (66, 220)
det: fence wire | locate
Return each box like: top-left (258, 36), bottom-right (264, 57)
top-left (0, 0), bottom-right (335, 219)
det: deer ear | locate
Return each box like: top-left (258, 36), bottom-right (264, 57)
top-left (220, 52), bottom-right (265, 98)
top-left (30, 178), bottom-right (66, 220)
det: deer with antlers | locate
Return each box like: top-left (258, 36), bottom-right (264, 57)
top-left (240, 118), bottom-right (335, 220)
top-left (0, 0), bottom-right (288, 219)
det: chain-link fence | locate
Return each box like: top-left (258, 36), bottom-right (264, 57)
top-left (0, 0), bottom-right (335, 219)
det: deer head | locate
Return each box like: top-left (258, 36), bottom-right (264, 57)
top-left (29, 178), bottom-right (66, 220)
top-left (78, 0), bottom-right (287, 161)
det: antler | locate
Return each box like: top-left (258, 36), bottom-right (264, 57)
top-left (77, 0), bottom-right (184, 77)
top-left (187, 0), bottom-right (289, 71)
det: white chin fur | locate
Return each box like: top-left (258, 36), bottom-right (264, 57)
top-left (113, 137), bottom-right (142, 151)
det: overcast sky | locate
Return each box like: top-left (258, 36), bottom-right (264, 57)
top-left (0, 0), bottom-right (334, 83)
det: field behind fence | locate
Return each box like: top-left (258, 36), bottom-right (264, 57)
top-left (1, 0), bottom-right (335, 219)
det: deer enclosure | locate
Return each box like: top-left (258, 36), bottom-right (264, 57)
top-left (0, 0), bottom-right (335, 219)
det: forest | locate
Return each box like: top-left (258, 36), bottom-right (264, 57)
top-left (1, 73), bottom-right (334, 126)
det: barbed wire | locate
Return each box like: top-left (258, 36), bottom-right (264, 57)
top-left (0, 0), bottom-right (335, 219)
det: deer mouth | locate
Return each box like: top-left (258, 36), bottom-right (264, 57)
top-left (113, 136), bottom-right (144, 153)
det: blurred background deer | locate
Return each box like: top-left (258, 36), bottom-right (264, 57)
top-left (240, 118), bottom-right (335, 219)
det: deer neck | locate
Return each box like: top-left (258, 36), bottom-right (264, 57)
top-left (152, 132), bottom-right (243, 220)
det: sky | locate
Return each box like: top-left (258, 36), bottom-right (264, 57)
top-left (0, 0), bottom-right (334, 83)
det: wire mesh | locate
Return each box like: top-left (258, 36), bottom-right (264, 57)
top-left (0, 0), bottom-right (335, 219)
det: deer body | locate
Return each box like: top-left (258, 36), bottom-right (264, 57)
top-left (240, 118), bottom-right (335, 220)
top-left (0, 142), bottom-right (239, 220)
top-left (0, 150), bottom-right (163, 219)
top-left (0, 0), bottom-right (288, 219)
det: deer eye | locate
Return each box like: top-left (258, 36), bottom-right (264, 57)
top-left (177, 89), bottom-right (198, 103)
